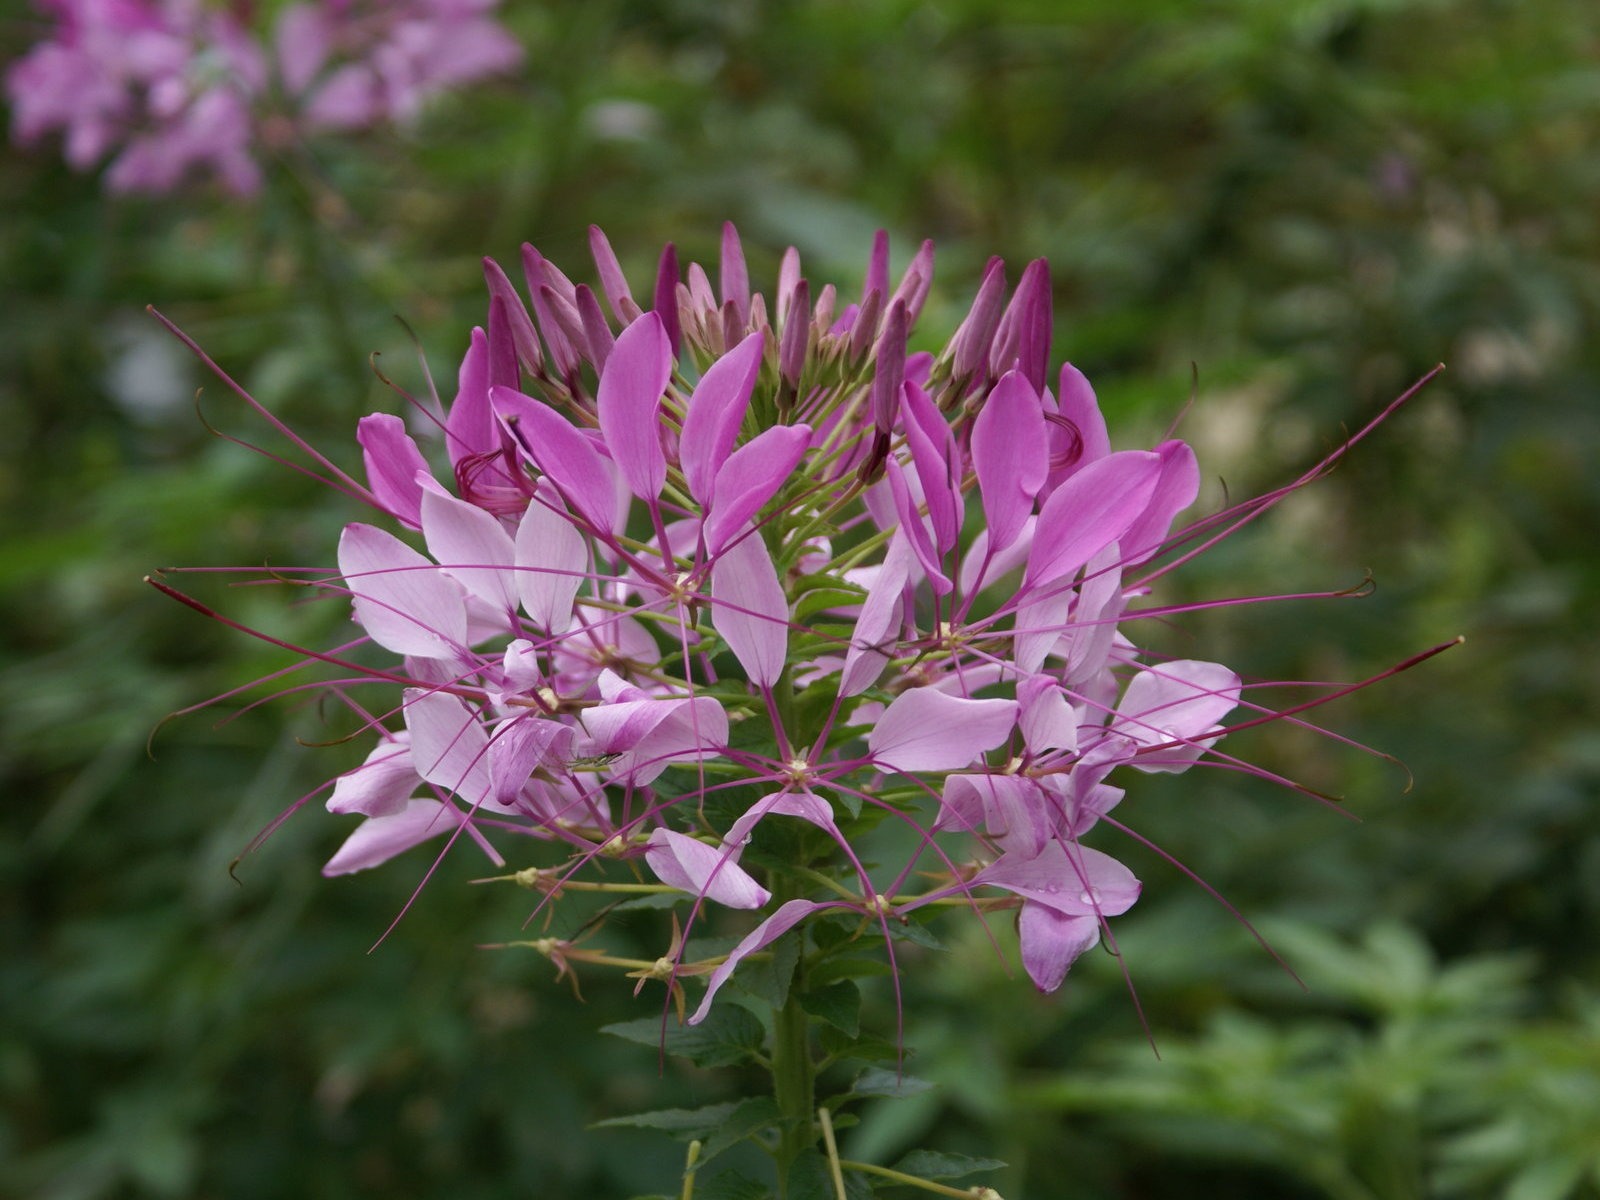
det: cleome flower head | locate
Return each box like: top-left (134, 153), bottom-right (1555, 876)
top-left (153, 223), bottom-right (1451, 1016)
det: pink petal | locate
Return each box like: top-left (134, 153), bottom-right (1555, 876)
top-left (702, 424), bottom-right (812, 557)
top-left (597, 312), bottom-right (672, 500)
top-left (588, 225), bottom-right (640, 323)
top-left (710, 529), bottom-right (789, 688)
top-left (338, 523), bottom-right (467, 659)
top-left (975, 841), bottom-right (1140, 917)
top-left (488, 716), bottom-right (573, 808)
top-left (886, 459), bottom-right (951, 595)
top-left (1018, 677), bottom-right (1079, 756)
top-left (679, 330), bottom-right (764, 505)
top-left (900, 380), bottom-right (962, 554)
top-left (514, 494), bottom-right (586, 634)
top-left (1053, 363), bottom-right (1110, 473)
top-left (1111, 659), bottom-right (1240, 772)
top-left (1118, 439), bottom-right (1200, 565)
top-left (491, 386), bottom-right (617, 534)
top-left (326, 739), bottom-right (418, 818)
top-left (1018, 902), bottom-right (1101, 993)
top-left (868, 690), bottom-right (1018, 773)
top-left (724, 791), bottom-right (838, 846)
top-left (840, 531), bottom-right (914, 697)
top-left (445, 328), bottom-right (495, 470)
top-left (403, 688), bottom-right (491, 806)
top-left (644, 828), bottom-right (770, 910)
top-left (357, 414), bottom-right (430, 528)
top-left (719, 221), bottom-right (750, 325)
top-left (420, 489), bottom-right (517, 618)
top-left (971, 369), bottom-right (1048, 554)
top-left (690, 899), bottom-right (825, 1024)
top-left (937, 774), bottom-right (1051, 857)
top-left (1025, 450), bottom-right (1163, 590)
top-left (323, 799), bottom-right (454, 876)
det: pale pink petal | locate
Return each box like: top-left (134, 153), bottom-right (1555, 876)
top-left (840, 531), bottom-right (914, 697)
top-left (701, 424), bottom-right (812, 557)
top-left (724, 791), bottom-right (838, 846)
top-left (710, 530), bottom-right (789, 688)
top-left (1018, 902), bottom-right (1101, 993)
top-left (1111, 659), bottom-right (1240, 773)
top-left (488, 717), bottom-right (573, 808)
top-left (357, 413), bottom-right (430, 528)
top-left (689, 898), bottom-right (825, 1024)
top-left (1013, 587), bottom-right (1074, 677)
top-left (1025, 450), bottom-right (1163, 589)
top-left (338, 523), bottom-right (467, 658)
top-left (937, 774), bottom-right (1051, 857)
top-left (644, 828), bottom-right (770, 910)
top-left (403, 688), bottom-right (491, 806)
top-left (326, 738), bottom-right (417, 817)
top-left (514, 494), bottom-right (586, 634)
top-left (596, 312), bottom-right (671, 501)
top-left (323, 799), bottom-right (453, 876)
top-left (1019, 677), bottom-right (1079, 756)
top-left (868, 690), bottom-right (1018, 773)
top-left (886, 459), bottom-right (951, 595)
top-left (975, 841), bottom-right (1140, 917)
top-left (958, 517), bottom-right (1036, 596)
top-left (421, 489), bottom-right (517, 617)
top-left (679, 330), bottom-right (764, 504)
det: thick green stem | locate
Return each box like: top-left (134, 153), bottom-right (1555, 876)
top-left (772, 986), bottom-right (816, 1193)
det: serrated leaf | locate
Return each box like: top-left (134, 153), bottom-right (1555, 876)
top-left (891, 1150), bottom-right (1007, 1181)
top-left (593, 1101), bottom-right (740, 1139)
top-left (698, 1097), bottom-right (785, 1166)
top-left (793, 585), bottom-right (868, 625)
top-left (885, 918), bottom-right (944, 951)
top-left (819, 1024), bottom-right (900, 1064)
top-left (601, 1004), bottom-right (767, 1068)
top-left (799, 979), bottom-right (861, 1037)
top-left (809, 955), bottom-right (892, 986)
top-left (852, 1067), bottom-right (935, 1099)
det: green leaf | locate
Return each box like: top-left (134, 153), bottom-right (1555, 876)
top-left (809, 955), bottom-right (893, 987)
top-left (694, 1170), bottom-right (775, 1200)
top-left (852, 1067), bottom-right (935, 1099)
top-left (799, 979), bottom-right (861, 1037)
top-left (819, 1024), bottom-right (901, 1064)
top-left (601, 1004), bottom-right (767, 1068)
top-left (698, 1097), bottom-right (785, 1166)
top-left (792, 584), bottom-right (868, 625)
top-left (885, 918), bottom-right (945, 951)
top-left (786, 1150), bottom-right (875, 1200)
top-left (593, 1101), bottom-right (740, 1140)
top-left (890, 1150), bottom-right (1007, 1182)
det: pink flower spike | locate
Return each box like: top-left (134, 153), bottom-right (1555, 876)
top-left (972, 369), bottom-right (1049, 555)
top-left (951, 257), bottom-right (1005, 385)
top-left (868, 690), bottom-right (1018, 773)
top-left (644, 829), bottom-right (771, 910)
top-left (1018, 903), bottom-right (1102, 993)
top-left (710, 528), bottom-right (789, 688)
top-left (597, 313), bottom-right (672, 501)
top-left (690, 898), bottom-right (833, 1023)
top-left (420, 489), bottom-right (518, 619)
top-left (513, 495), bottom-right (586, 635)
top-left (482, 257), bottom-right (542, 375)
top-left (521, 245), bottom-right (581, 380)
top-left (991, 258), bottom-right (1052, 391)
top-left (870, 300), bottom-right (907, 436)
top-left (702, 424), bottom-right (812, 558)
top-left (357, 414), bottom-right (430, 528)
top-left (1025, 450), bottom-right (1164, 590)
top-left (338, 523), bottom-right (467, 659)
top-left (1118, 439), bottom-right (1201, 565)
top-left (679, 330), bottom-right (765, 505)
top-left (863, 229), bottom-right (890, 306)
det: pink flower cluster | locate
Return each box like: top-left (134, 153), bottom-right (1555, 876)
top-left (6, 0), bottom-right (522, 194)
top-left (159, 225), bottom-right (1440, 1012)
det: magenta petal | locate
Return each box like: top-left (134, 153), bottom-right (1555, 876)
top-left (488, 717), bottom-right (572, 809)
top-left (1018, 902), bottom-right (1101, 993)
top-left (1111, 659), bottom-right (1241, 772)
top-left (886, 460), bottom-right (951, 595)
top-left (513, 494), bottom-right (586, 635)
top-left (588, 225), bottom-right (640, 323)
top-left (445, 327), bottom-right (496, 470)
top-left (868, 690), bottom-right (1018, 773)
top-left (840, 531), bottom-right (913, 697)
top-left (492, 386), bottom-right (618, 533)
top-left (689, 898), bottom-right (826, 1024)
top-left (1118, 439), bottom-right (1201, 565)
top-left (357, 414), bottom-right (430, 528)
top-left (972, 369), bottom-right (1048, 555)
top-left (421, 489), bottom-right (517, 618)
top-left (1013, 586), bottom-right (1074, 677)
top-left (644, 828), bottom-right (770, 910)
top-left (702, 424), bottom-right (812, 557)
top-left (1054, 363), bottom-right (1110, 470)
top-left (680, 330), bottom-right (764, 505)
top-left (596, 312), bottom-right (672, 501)
top-left (338, 523), bottom-right (467, 659)
top-left (323, 799), bottom-right (454, 876)
top-left (403, 688), bottom-right (491, 806)
top-left (900, 381), bottom-right (962, 554)
top-left (719, 221), bottom-right (750, 325)
top-left (1025, 450), bottom-right (1163, 589)
top-left (710, 529), bottom-right (789, 688)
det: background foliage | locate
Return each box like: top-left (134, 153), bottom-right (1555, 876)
top-left (3, 1), bottom-right (1598, 1197)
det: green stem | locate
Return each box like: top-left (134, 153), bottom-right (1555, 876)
top-left (772, 986), bottom-right (816, 1194)
top-left (838, 1159), bottom-right (1003, 1199)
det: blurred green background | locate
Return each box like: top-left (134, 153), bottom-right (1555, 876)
top-left (4, 1), bottom-right (1599, 1197)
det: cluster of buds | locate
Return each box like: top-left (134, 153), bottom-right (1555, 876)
top-left (7, 0), bottom-right (522, 194)
top-left (155, 224), bottom-right (1447, 1016)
